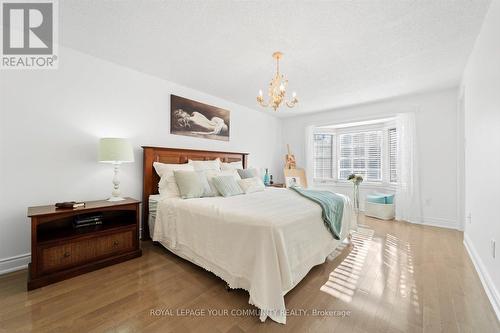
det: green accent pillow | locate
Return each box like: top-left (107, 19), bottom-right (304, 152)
top-left (212, 175), bottom-right (244, 197)
top-left (366, 194), bottom-right (386, 204)
top-left (367, 193), bottom-right (395, 204)
top-left (174, 170), bottom-right (213, 199)
top-left (237, 168), bottom-right (258, 179)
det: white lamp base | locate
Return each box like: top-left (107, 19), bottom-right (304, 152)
top-left (107, 196), bottom-right (126, 202)
top-left (107, 163), bottom-right (126, 202)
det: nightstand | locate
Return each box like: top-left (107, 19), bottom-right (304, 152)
top-left (267, 183), bottom-right (285, 188)
top-left (27, 198), bottom-right (142, 290)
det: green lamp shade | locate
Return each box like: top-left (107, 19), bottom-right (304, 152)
top-left (98, 138), bottom-right (134, 163)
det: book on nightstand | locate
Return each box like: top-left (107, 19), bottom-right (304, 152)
top-left (73, 213), bottom-right (104, 228)
top-left (73, 220), bottom-right (103, 229)
top-left (55, 201), bottom-right (86, 209)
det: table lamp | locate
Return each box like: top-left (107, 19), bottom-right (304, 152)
top-left (98, 138), bottom-right (134, 201)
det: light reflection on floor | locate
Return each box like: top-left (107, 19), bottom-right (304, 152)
top-left (320, 227), bottom-right (420, 320)
top-left (320, 228), bottom-right (374, 302)
top-left (384, 233), bottom-right (420, 315)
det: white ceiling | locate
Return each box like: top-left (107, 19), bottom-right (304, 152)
top-left (60, 0), bottom-right (490, 117)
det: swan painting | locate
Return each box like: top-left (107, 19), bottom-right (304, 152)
top-left (170, 95), bottom-right (230, 141)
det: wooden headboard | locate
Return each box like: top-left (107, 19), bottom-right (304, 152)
top-left (141, 146), bottom-right (248, 239)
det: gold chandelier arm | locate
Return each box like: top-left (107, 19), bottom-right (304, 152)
top-left (286, 97), bottom-right (298, 108)
top-left (257, 96), bottom-right (270, 107)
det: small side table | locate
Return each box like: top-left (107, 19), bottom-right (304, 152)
top-left (267, 183), bottom-right (285, 188)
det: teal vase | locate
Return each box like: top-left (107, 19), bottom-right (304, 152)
top-left (263, 168), bottom-right (270, 186)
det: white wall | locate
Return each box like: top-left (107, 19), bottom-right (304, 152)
top-left (461, 0), bottom-right (500, 318)
top-left (0, 47), bottom-right (283, 273)
top-left (281, 88), bottom-right (460, 229)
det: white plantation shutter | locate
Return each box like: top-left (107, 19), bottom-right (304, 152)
top-left (338, 131), bottom-right (382, 182)
top-left (313, 134), bottom-right (333, 179)
top-left (312, 120), bottom-right (397, 184)
top-left (388, 127), bottom-right (397, 183)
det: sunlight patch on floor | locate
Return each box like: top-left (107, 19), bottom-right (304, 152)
top-left (383, 233), bottom-right (420, 315)
top-left (320, 228), bottom-right (374, 302)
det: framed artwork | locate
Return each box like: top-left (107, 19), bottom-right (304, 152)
top-left (170, 95), bottom-right (230, 141)
top-left (284, 168), bottom-right (308, 188)
top-left (285, 176), bottom-right (302, 188)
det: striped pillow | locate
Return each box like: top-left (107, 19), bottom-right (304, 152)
top-left (211, 175), bottom-right (244, 197)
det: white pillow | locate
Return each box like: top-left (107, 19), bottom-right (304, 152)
top-left (188, 159), bottom-right (221, 172)
top-left (153, 162), bottom-right (194, 198)
top-left (220, 160), bottom-right (243, 171)
top-left (205, 169), bottom-right (241, 196)
top-left (206, 169), bottom-right (241, 180)
top-left (238, 177), bottom-right (265, 194)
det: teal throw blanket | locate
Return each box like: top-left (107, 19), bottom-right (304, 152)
top-left (289, 187), bottom-right (344, 240)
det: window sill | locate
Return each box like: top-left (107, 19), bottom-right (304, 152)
top-left (313, 181), bottom-right (396, 191)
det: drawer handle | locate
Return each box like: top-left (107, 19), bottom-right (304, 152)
top-left (113, 241), bottom-right (119, 247)
top-left (63, 252), bottom-right (71, 258)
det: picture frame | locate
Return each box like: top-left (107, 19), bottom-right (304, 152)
top-left (283, 168), bottom-right (307, 188)
top-left (170, 95), bottom-right (230, 141)
top-left (285, 176), bottom-right (302, 188)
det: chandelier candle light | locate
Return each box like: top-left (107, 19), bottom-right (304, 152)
top-left (257, 51), bottom-right (298, 111)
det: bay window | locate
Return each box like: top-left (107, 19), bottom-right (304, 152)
top-left (312, 119), bottom-right (397, 185)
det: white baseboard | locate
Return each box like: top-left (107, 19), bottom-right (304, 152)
top-left (421, 217), bottom-right (459, 230)
top-left (0, 253), bottom-right (30, 275)
top-left (365, 213), bottom-right (460, 230)
top-left (463, 233), bottom-right (500, 321)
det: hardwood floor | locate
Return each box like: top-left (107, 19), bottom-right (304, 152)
top-left (0, 215), bottom-right (499, 332)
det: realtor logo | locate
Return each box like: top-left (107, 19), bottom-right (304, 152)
top-left (1, 0), bottom-right (58, 69)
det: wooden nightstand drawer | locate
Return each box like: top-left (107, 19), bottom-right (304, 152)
top-left (96, 229), bottom-right (134, 257)
top-left (39, 229), bottom-right (135, 274)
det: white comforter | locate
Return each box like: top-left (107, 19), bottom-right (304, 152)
top-left (153, 187), bottom-right (356, 324)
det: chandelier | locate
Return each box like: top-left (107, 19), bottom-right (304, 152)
top-left (257, 51), bottom-right (298, 111)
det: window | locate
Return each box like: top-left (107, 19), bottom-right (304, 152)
top-left (338, 131), bottom-right (382, 182)
top-left (313, 134), bottom-right (333, 179)
top-left (388, 128), bottom-right (397, 183)
top-left (312, 119), bottom-right (397, 185)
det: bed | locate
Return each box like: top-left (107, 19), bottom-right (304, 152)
top-left (142, 146), bottom-right (356, 324)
